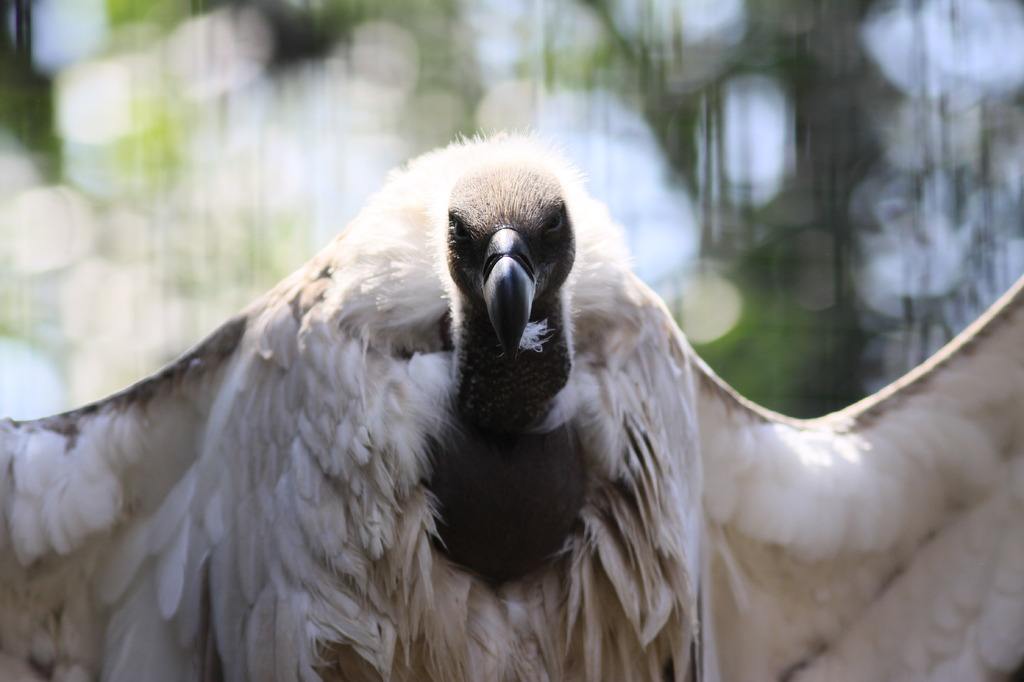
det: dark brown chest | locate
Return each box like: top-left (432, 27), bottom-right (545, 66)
top-left (427, 423), bottom-right (585, 583)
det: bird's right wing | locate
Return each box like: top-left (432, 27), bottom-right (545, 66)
top-left (0, 222), bottom-right (456, 682)
top-left (696, 275), bottom-right (1024, 681)
top-left (0, 309), bottom-right (248, 681)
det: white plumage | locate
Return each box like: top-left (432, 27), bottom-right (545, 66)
top-left (699, 276), bottom-right (1024, 681)
top-left (0, 134), bottom-right (1021, 682)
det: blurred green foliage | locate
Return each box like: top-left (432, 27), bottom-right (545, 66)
top-left (1, 0), bottom-right (1022, 418)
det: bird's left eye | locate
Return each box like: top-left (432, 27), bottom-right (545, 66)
top-left (544, 208), bottom-right (566, 235)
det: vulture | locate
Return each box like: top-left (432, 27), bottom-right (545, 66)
top-left (0, 134), bottom-right (1021, 682)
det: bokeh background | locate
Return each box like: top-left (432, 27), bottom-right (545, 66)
top-left (1, 0), bottom-right (1023, 419)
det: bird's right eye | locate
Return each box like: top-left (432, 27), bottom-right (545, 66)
top-left (450, 213), bottom-right (470, 240)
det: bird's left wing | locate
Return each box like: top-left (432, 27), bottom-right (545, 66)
top-left (697, 275), bottom-right (1024, 681)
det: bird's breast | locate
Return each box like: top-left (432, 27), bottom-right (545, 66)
top-left (427, 422), bottom-right (585, 583)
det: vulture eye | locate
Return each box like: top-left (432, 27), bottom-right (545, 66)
top-left (543, 207), bottom-right (566, 236)
top-left (449, 212), bottom-right (470, 241)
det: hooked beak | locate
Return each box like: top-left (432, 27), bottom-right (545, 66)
top-left (482, 228), bottom-right (536, 358)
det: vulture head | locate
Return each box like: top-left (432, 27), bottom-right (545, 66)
top-left (430, 160), bottom-right (585, 582)
top-left (444, 162), bottom-right (577, 434)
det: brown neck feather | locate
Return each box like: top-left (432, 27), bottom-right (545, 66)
top-left (455, 297), bottom-right (570, 433)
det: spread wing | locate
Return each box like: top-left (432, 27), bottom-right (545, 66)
top-left (0, 308), bottom-right (248, 681)
top-left (0, 213), bottom-right (453, 682)
top-left (698, 275), bottom-right (1024, 681)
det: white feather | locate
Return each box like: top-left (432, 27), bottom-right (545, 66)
top-left (156, 522), bottom-right (190, 620)
top-left (700, 274), bottom-right (1024, 680)
top-left (519, 319), bottom-right (553, 352)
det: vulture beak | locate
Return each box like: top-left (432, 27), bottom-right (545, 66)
top-left (482, 228), bottom-right (536, 358)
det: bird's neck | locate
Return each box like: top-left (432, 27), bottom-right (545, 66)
top-left (455, 297), bottom-right (571, 433)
